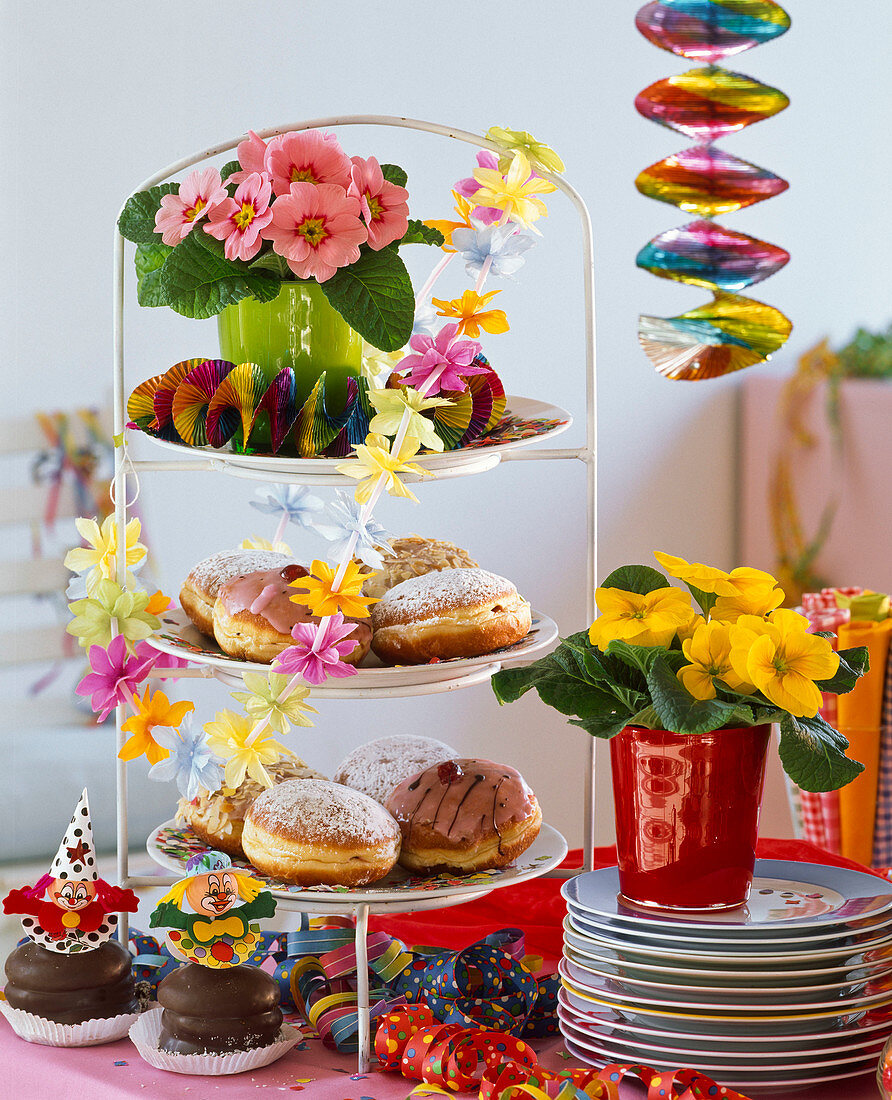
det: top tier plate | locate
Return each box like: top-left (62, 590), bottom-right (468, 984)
top-left (139, 396), bottom-right (572, 484)
top-left (563, 862), bottom-right (892, 934)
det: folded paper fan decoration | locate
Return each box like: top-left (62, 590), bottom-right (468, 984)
top-left (635, 0), bottom-right (792, 379)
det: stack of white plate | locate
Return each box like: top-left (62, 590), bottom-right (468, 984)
top-left (559, 860), bottom-right (892, 1091)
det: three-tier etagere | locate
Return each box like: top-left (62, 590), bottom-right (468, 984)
top-left (111, 115), bottom-right (597, 1070)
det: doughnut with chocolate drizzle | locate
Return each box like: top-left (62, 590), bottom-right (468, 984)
top-left (385, 758), bottom-right (541, 875)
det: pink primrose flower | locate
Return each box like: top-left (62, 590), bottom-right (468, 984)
top-left (204, 173), bottom-right (274, 261)
top-left (76, 634), bottom-right (155, 723)
top-left (396, 323), bottom-right (487, 395)
top-left (228, 130), bottom-right (270, 186)
top-left (154, 167), bottom-right (228, 247)
top-left (347, 156), bottom-right (409, 251)
top-left (265, 130), bottom-right (352, 197)
top-left (272, 614), bottom-right (359, 686)
top-left (262, 182), bottom-right (367, 282)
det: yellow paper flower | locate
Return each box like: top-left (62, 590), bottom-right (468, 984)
top-left (485, 126), bottom-right (565, 174)
top-left (361, 340), bottom-right (405, 386)
top-left (145, 590), bottom-right (173, 616)
top-left (368, 387), bottom-right (449, 453)
top-left (289, 559), bottom-right (378, 619)
top-left (589, 586), bottom-right (696, 650)
top-left (65, 516), bottom-right (147, 595)
top-left (677, 621), bottom-right (756, 700)
top-left (470, 152), bottom-right (556, 231)
top-left (424, 191), bottom-right (476, 251)
top-left (431, 290), bottom-right (510, 339)
top-left (336, 433), bottom-right (429, 504)
top-left (67, 579), bottom-right (160, 650)
top-left (230, 672), bottom-right (317, 735)
top-left (203, 709), bottom-right (288, 789)
top-left (119, 689), bottom-right (194, 765)
top-left (241, 535), bottom-right (293, 555)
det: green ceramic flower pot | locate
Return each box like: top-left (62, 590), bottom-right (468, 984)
top-left (217, 281), bottom-right (362, 415)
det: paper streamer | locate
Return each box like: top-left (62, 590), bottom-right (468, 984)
top-left (635, 0), bottom-right (792, 379)
top-left (128, 359), bottom-right (504, 456)
top-left (376, 1004), bottom-right (753, 1100)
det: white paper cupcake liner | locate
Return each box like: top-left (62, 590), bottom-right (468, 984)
top-left (0, 996), bottom-right (141, 1047)
top-left (129, 1006), bottom-right (301, 1076)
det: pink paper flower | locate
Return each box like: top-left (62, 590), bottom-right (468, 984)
top-left (396, 323), bottom-right (487, 395)
top-left (265, 130), bottom-right (352, 196)
top-left (76, 635), bottom-right (156, 722)
top-left (227, 130), bottom-right (269, 185)
top-left (262, 182), bottom-right (367, 282)
top-left (455, 151), bottom-right (502, 225)
top-left (204, 172), bottom-right (274, 261)
top-left (347, 156), bottom-right (409, 250)
top-left (154, 167), bottom-right (228, 247)
top-left (272, 614), bottom-right (359, 686)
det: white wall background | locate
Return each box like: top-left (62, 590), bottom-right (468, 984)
top-left (3, 1), bottom-right (890, 860)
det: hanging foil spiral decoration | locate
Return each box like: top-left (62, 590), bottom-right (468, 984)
top-left (635, 0), bottom-right (792, 380)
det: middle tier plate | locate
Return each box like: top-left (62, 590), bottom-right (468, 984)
top-left (147, 821), bottom-right (568, 914)
top-left (145, 606), bottom-right (559, 697)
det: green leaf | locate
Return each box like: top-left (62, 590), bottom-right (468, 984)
top-left (778, 712), bottom-right (864, 792)
top-left (600, 564), bottom-right (668, 596)
top-left (568, 711), bottom-right (632, 740)
top-left (380, 163), bottom-right (408, 188)
top-left (320, 247), bottom-right (414, 351)
top-left (396, 220), bottom-right (445, 247)
top-left (159, 232), bottom-right (281, 319)
top-left (815, 644), bottom-right (869, 695)
top-left (221, 160), bottom-right (241, 180)
top-left (685, 582), bottom-right (716, 617)
top-left (646, 655), bottom-right (742, 735)
top-left (627, 704), bottom-right (661, 729)
top-left (134, 242), bottom-right (172, 307)
top-left (605, 639), bottom-right (668, 677)
top-left (118, 184), bottom-right (179, 244)
top-left (249, 252), bottom-right (291, 278)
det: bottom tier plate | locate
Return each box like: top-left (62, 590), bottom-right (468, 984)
top-left (147, 820), bottom-right (568, 913)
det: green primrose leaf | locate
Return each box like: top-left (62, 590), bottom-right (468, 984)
top-left (778, 712), bottom-right (864, 792)
top-left (134, 242), bottom-right (172, 307)
top-left (118, 184), bottom-right (179, 244)
top-left (221, 160), bottom-right (241, 181)
top-left (815, 645), bottom-right (870, 695)
top-left (320, 247), bottom-right (414, 351)
top-left (380, 163), bottom-right (408, 188)
top-left (646, 655), bottom-right (743, 735)
top-left (599, 564), bottom-right (668, 596)
top-left (396, 220), bottom-right (445, 247)
top-left (159, 232), bottom-right (281, 319)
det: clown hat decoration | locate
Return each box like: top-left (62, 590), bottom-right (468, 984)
top-left (2, 788), bottom-right (139, 953)
top-left (149, 850), bottom-right (277, 968)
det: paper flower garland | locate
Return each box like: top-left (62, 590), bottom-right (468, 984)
top-left (634, 0), bottom-right (792, 380)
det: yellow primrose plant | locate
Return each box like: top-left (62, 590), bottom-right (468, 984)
top-left (492, 552), bottom-right (869, 792)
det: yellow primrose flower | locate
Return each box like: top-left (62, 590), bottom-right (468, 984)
top-left (471, 152), bottom-right (556, 231)
top-left (241, 535), bottom-right (293, 555)
top-left (368, 387), bottom-right (449, 453)
top-left (678, 621), bottom-right (756, 701)
top-left (431, 290), bottom-right (509, 340)
top-left (589, 586), bottom-right (696, 650)
top-left (336, 433), bottom-right (429, 504)
top-left (203, 709), bottom-right (288, 789)
top-left (230, 672), bottom-right (317, 735)
top-left (653, 551), bottom-right (736, 596)
top-left (65, 516), bottom-right (147, 595)
top-left (677, 612), bottom-right (706, 645)
top-left (424, 191), bottom-right (476, 251)
top-left (119, 689), bottom-right (194, 765)
top-left (289, 559), bottom-right (378, 619)
top-left (485, 126), bottom-right (565, 174)
top-left (712, 573), bottom-right (786, 622)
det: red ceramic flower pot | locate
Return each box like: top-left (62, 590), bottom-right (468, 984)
top-left (609, 724), bottom-right (771, 911)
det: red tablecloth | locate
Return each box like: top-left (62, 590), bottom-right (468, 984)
top-left (2, 841), bottom-right (888, 1100)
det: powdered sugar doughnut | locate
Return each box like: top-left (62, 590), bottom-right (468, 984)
top-left (180, 549), bottom-right (291, 636)
top-left (370, 568), bottom-right (531, 664)
top-left (242, 779), bottom-right (401, 887)
top-left (333, 734), bottom-right (458, 806)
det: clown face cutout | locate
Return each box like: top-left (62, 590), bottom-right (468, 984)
top-left (184, 871), bottom-right (239, 918)
top-left (49, 878), bottom-right (97, 912)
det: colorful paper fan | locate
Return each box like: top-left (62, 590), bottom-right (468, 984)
top-left (151, 359), bottom-right (205, 440)
top-left (126, 375), bottom-right (165, 430)
top-left (639, 293), bottom-right (792, 380)
top-left (322, 377), bottom-right (374, 458)
top-left (171, 359), bottom-right (235, 446)
top-left (635, 67), bottom-right (788, 142)
top-left (636, 146), bottom-right (788, 216)
top-left (250, 368), bottom-right (299, 454)
top-left (293, 373), bottom-right (366, 457)
top-left (205, 362), bottom-right (268, 449)
top-left (635, 0), bottom-right (791, 63)
top-left (636, 219), bottom-right (789, 291)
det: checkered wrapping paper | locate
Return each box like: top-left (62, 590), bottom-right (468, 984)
top-left (871, 642), bottom-right (892, 866)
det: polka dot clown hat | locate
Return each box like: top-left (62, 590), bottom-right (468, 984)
top-left (50, 789), bottom-right (97, 882)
